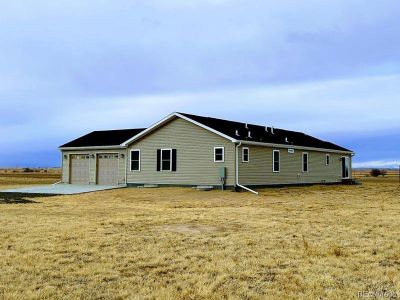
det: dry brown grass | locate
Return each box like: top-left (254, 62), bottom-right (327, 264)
top-left (0, 172), bottom-right (60, 189)
top-left (0, 177), bottom-right (400, 299)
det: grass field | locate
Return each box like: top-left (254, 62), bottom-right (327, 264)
top-left (0, 169), bottom-right (60, 190)
top-left (353, 168), bottom-right (399, 179)
top-left (0, 174), bottom-right (399, 299)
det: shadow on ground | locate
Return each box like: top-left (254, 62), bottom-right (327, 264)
top-left (0, 193), bottom-right (58, 204)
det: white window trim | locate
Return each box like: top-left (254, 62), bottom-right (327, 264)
top-left (130, 149), bottom-right (141, 172)
top-left (214, 147), bottom-right (225, 163)
top-left (242, 147), bottom-right (250, 163)
top-left (161, 148), bottom-right (173, 171)
top-left (272, 150), bottom-right (280, 173)
top-left (326, 154), bottom-right (330, 166)
top-left (302, 152), bottom-right (309, 172)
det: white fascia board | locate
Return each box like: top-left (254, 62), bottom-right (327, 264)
top-left (175, 113), bottom-right (237, 143)
top-left (121, 113), bottom-right (177, 147)
top-left (238, 140), bottom-right (354, 155)
top-left (59, 145), bottom-right (126, 151)
top-left (121, 112), bottom-right (237, 147)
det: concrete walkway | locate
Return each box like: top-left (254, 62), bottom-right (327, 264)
top-left (1, 184), bottom-right (124, 195)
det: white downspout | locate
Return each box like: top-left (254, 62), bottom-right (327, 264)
top-left (235, 142), bottom-right (259, 195)
top-left (124, 148), bottom-right (128, 187)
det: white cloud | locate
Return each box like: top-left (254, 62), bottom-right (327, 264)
top-left (1, 0), bottom-right (399, 167)
top-left (0, 73), bottom-right (399, 154)
top-left (56, 73), bottom-right (400, 135)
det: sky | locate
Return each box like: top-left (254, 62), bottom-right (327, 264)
top-left (0, 0), bottom-right (399, 168)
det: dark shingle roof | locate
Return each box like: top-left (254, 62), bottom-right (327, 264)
top-left (60, 128), bottom-right (146, 148)
top-left (179, 113), bottom-right (351, 152)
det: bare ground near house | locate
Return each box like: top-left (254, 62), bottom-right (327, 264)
top-left (0, 173), bottom-right (399, 299)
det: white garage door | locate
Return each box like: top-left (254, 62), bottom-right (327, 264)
top-left (70, 155), bottom-right (90, 184)
top-left (97, 154), bottom-right (119, 186)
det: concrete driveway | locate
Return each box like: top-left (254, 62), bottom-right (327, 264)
top-left (1, 184), bottom-right (124, 195)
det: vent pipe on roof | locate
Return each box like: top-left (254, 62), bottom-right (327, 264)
top-left (285, 137), bottom-right (289, 143)
top-left (265, 126), bottom-right (269, 132)
top-left (235, 130), bottom-right (240, 136)
top-left (248, 131), bottom-right (252, 138)
top-left (271, 127), bottom-right (275, 134)
top-left (245, 123), bottom-right (248, 129)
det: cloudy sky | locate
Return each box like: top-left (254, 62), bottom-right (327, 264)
top-left (0, 0), bottom-right (399, 168)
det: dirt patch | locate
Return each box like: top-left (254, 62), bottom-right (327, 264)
top-left (161, 224), bottom-right (222, 234)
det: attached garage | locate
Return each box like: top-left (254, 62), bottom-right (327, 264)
top-left (60, 128), bottom-right (146, 186)
top-left (97, 154), bottom-right (119, 186)
top-left (69, 154), bottom-right (90, 184)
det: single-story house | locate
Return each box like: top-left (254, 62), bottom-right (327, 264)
top-left (59, 112), bottom-right (354, 193)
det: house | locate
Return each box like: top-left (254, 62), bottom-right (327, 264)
top-left (59, 112), bottom-right (353, 192)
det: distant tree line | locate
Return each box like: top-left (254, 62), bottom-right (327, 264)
top-left (370, 169), bottom-right (387, 177)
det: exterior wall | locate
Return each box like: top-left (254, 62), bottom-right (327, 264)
top-left (61, 149), bottom-right (126, 185)
top-left (238, 145), bottom-right (352, 185)
top-left (60, 117), bottom-right (352, 188)
top-left (126, 117), bottom-right (236, 186)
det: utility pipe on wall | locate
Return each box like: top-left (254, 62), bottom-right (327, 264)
top-left (235, 142), bottom-right (259, 195)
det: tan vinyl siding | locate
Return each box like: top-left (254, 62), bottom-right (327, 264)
top-left (238, 145), bottom-right (351, 185)
top-left (61, 149), bottom-right (126, 186)
top-left (127, 117), bottom-right (235, 186)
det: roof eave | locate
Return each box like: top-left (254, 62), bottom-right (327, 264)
top-left (121, 113), bottom-right (177, 147)
top-left (175, 113), bottom-right (237, 143)
top-left (59, 145), bottom-right (127, 151)
top-left (121, 112), bottom-right (237, 147)
top-left (237, 140), bottom-right (354, 154)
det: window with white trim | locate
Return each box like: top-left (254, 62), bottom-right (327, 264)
top-left (161, 149), bottom-right (172, 171)
top-left (214, 147), bottom-right (224, 162)
top-left (242, 147), bottom-right (250, 163)
top-left (303, 152), bottom-right (309, 172)
top-left (130, 150), bottom-right (141, 171)
top-left (273, 150), bottom-right (280, 172)
top-left (326, 154), bottom-right (330, 166)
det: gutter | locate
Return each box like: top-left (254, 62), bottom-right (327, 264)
top-left (238, 140), bottom-right (354, 155)
top-left (59, 145), bottom-right (127, 151)
top-left (235, 142), bottom-right (259, 195)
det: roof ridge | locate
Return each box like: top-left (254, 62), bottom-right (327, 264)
top-left (60, 128), bottom-right (146, 148)
top-left (92, 128), bottom-right (147, 133)
top-left (178, 112), bottom-right (302, 134)
top-left (177, 112), bottom-right (351, 152)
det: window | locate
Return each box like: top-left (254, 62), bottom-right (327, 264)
top-left (99, 154), bottom-right (118, 159)
top-left (242, 147), bottom-right (250, 163)
top-left (214, 147), bottom-right (224, 162)
top-left (303, 152), bottom-right (309, 172)
top-left (161, 149), bottom-right (172, 171)
top-left (130, 150), bottom-right (140, 171)
top-left (273, 150), bottom-right (280, 172)
top-left (326, 154), bottom-right (330, 166)
top-left (157, 149), bottom-right (177, 172)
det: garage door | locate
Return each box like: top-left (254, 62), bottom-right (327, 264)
top-left (70, 155), bottom-right (90, 184)
top-left (97, 154), bottom-right (119, 186)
